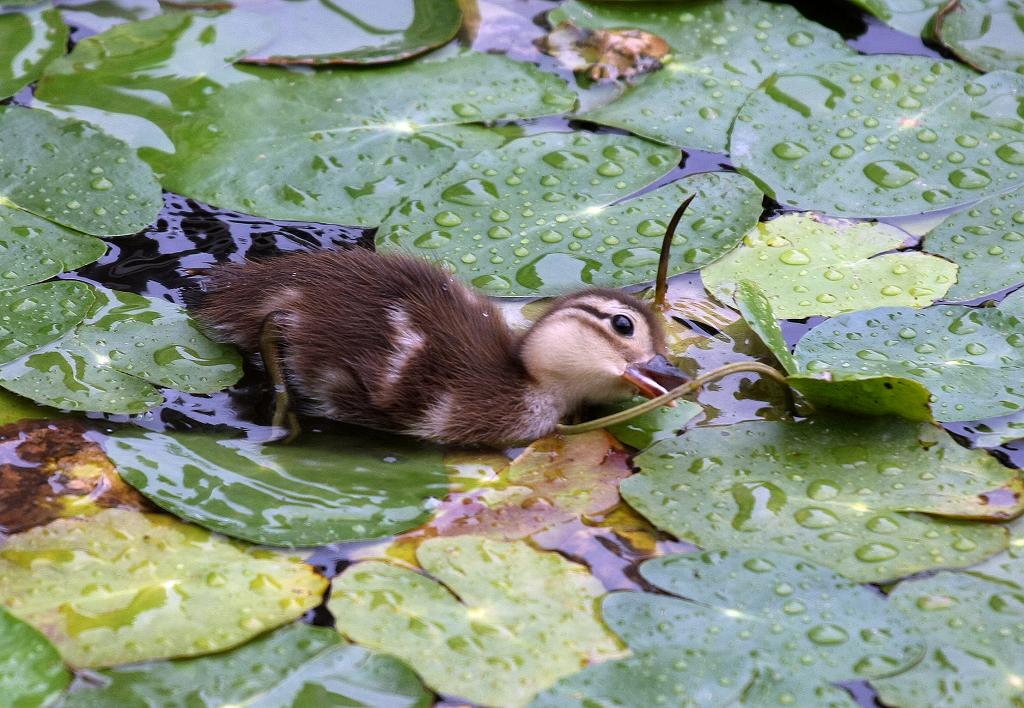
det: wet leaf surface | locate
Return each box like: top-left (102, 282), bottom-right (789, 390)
top-left (0, 106), bottom-right (161, 236)
top-left (603, 551), bottom-right (924, 692)
top-left (0, 509), bottom-right (327, 667)
top-left (848, 0), bottom-right (948, 34)
top-left (241, 0), bottom-right (462, 65)
top-left (0, 6), bottom-right (67, 100)
top-left (923, 184), bottom-right (1024, 301)
top-left (793, 290), bottom-right (1024, 421)
top-left (935, 0), bottom-right (1024, 73)
top-left (603, 396), bottom-right (702, 450)
top-left (0, 388), bottom-right (51, 426)
top-left (554, 0), bottom-right (853, 152)
top-left (61, 622), bottom-right (431, 707)
top-left (103, 427), bottom-right (451, 547)
top-left (731, 56), bottom-right (1024, 217)
top-left (0, 284), bottom-right (243, 414)
top-left (379, 132), bottom-right (762, 295)
top-left (330, 536), bottom-right (620, 708)
top-left (0, 204), bottom-right (106, 291)
top-left (0, 281), bottom-right (95, 366)
top-left (703, 214), bottom-right (957, 317)
top-left (0, 604), bottom-right (70, 707)
top-left (624, 416), bottom-right (1021, 582)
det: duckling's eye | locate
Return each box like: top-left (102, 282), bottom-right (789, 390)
top-left (611, 314), bottom-right (634, 337)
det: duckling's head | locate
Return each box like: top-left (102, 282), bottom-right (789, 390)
top-left (519, 289), bottom-right (687, 408)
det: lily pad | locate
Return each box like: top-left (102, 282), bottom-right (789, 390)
top-left (733, 279), bottom-right (937, 421)
top-left (0, 605), bottom-right (70, 708)
top-left (330, 536), bottom-right (620, 708)
top-left (0, 509), bottom-right (327, 667)
top-left (61, 622), bottom-right (431, 707)
top-left (604, 396), bottom-right (702, 450)
top-left (0, 106), bottom-right (161, 236)
top-left (922, 184), bottom-right (1024, 301)
top-left (730, 56), bottom-right (1024, 217)
top-left (0, 281), bottom-right (95, 366)
top-left (0, 284), bottom-right (243, 414)
top-left (0, 205), bottom-right (106, 291)
top-left (554, 0), bottom-right (853, 152)
top-left (703, 214), bottom-right (958, 318)
top-left (0, 388), bottom-right (51, 425)
top-left (103, 427), bottom-right (450, 547)
top-left (241, 0), bottom-right (462, 65)
top-left (623, 416), bottom-right (1021, 582)
top-left (0, 6), bottom-right (67, 100)
top-left (58, 0), bottom-right (162, 36)
top-left (604, 551), bottom-right (923, 685)
top-left (792, 295), bottom-right (1024, 422)
top-left (848, 0), bottom-right (948, 35)
top-left (935, 0), bottom-right (1024, 73)
top-left (378, 131), bottom-right (763, 296)
top-left (874, 644), bottom-right (1023, 707)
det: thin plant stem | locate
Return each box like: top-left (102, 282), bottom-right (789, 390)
top-left (556, 362), bottom-right (791, 435)
top-left (653, 193), bottom-right (695, 310)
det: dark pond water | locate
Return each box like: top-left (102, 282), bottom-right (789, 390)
top-left (13, 1), bottom-right (1023, 705)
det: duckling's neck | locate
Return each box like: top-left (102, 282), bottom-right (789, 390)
top-left (509, 382), bottom-right (573, 442)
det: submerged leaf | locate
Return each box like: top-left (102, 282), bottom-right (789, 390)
top-left (537, 21), bottom-right (670, 82)
top-left (0, 204), bottom-right (106, 291)
top-left (0, 106), bottom-right (161, 236)
top-left (104, 428), bottom-right (450, 547)
top-left (935, 0), bottom-right (1024, 73)
top-left (61, 622), bottom-right (431, 707)
top-left (0, 6), bottom-right (67, 100)
top-left (731, 56), bottom-right (1024, 217)
top-left (0, 509), bottom-right (327, 667)
top-left (379, 131), bottom-right (762, 296)
top-left (623, 416), bottom-right (1021, 582)
top-left (554, 0), bottom-right (852, 152)
top-left (703, 214), bottom-right (957, 318)
top-left (923, 184), bottom-right (1024, 301)
top-left (330, 536), bottom-right (619, 708)
top-left (0, 605), bottom-right (69, 707)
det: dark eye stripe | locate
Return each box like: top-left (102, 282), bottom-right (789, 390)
top-left (568, 304), bottom-right (610, 320)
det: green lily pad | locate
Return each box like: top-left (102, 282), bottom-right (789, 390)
top-left (792, 296), bottom-right (1024, 422)
top-left (0, 284), bottom-right (243, 414)
top-left (0, 106), bottom-right (161, 236)
top-left (0, 205), bottom-right (106, 291)
top-left (0, 388), bottom-right (52, 425)
top-left (0, 605), bottom-right (70, 708)
top-left (0, 281), bottom-right (95, 366)
top-left (58, 0), bottom-right (162, 36)
top-left (330, 536), bottom-right (620, 708)
top-left (378, 132), bottom-right (763, 296)
top-left (242, 0), bottom-right (462, 65)
top-left (554, 0), bottom-right (853, 152)
top-left (623, 416), bottom-right (1021, 582)
top-left (733, 280), bottom-right (936, 421)
top-left (36, 16), bottom-right (575, 226)
top-left (103, 427), bottom-right (451, 547)
top-left (60, 622), bottom-right (431, 707)
top-left (874, 644), bottom-right (1023, 707)
top-left (923, 184), bottom-right (1024, 301)
top-left (703, 214), bottom-right (958, 318)
top-left (604, 396), bottom-right (702, 450)
top-left (530, 648), bottom-right (755, 708)
top-left (0, 6), bottom-right (67, 100)
top-left (848, 0), bottom-right (948, 35)
top-left (935, 0), bottom-right (1024, 73)
top-left (0, 508), bottom-right (327, 667)
top-left (731, 56), bottom-right (1024, 217)
top-left (604, 551), bottom-right (924, 683)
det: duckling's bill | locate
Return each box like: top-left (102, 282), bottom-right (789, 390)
top-left (621, 354), bottom-right (689, 403)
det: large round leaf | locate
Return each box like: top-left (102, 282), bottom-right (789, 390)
top-left (0, 6), bottom-right (67, 100)
top-left (242, 0), bottom-right (462, 65)
top-left (604, 551), bottom-right (923, 686)
top-left (103, 427), bottom-right (451, 547)
top-left (0, 284), bottom-right (243, 414)
top-left (935, 0), bottom-right (1024, 73)
top-left (379, 132), bottom-right (763, 295)
top-left (61, 622), bottom-right (430, 707)
top-left (0, 509), bottom-right (327, 667)
top-left (792, 294), bottom-right (1024, 421)
top-left (330, 537), bottom-right (619, 708)
top-left (0, 205), bottom-right (106, 291)
top-left (0, 281), bottom-right (95, 366)
top-left (623, 416), bottom-right (1021, 582)
top-left (731, 56), bottom-right (1024, 217)
top-left (0, 106), bottom-right (161, 236)
top-left (922, 184), bottom-right (1024, 301)
top-left (0, 605), bottom-right (69, 708)
top-left (703, 213), bottom-right (957, 317)
top-left (848, 0), bottom-right (948, 35)
top-left (554, 0), bottom-right (853, 152)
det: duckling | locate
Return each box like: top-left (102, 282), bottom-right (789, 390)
top-left (193, 248), bottom-right (686, 447)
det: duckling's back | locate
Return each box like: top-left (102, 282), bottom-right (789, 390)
top-left (193, 248), bottom-right (537, 444)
